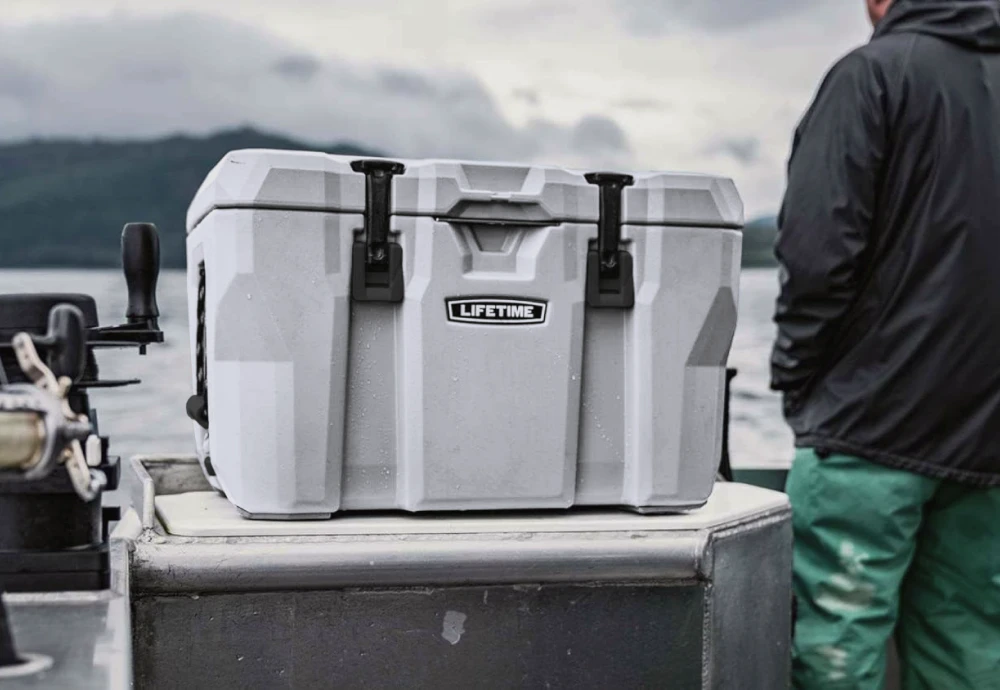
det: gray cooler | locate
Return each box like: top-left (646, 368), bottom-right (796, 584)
top-left (186, 152), bottom-right (743, 518)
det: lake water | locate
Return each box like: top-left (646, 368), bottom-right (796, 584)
top-left (0, 268), bottom-right (792, 472)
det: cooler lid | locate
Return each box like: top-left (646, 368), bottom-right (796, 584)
top-left (186, 150), bottom-right (743, 232)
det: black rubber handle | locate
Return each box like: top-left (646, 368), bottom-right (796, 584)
top-left (584, 172), bottom-right (634, 272)
top-left (122, 223), bottom-right (160, 325)
top-left (350, 159), bottom-right (405, 259)
top-left (46, 304), bottom-right (87, 382)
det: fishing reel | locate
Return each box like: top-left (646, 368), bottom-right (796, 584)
top-left (0, 307), bottom-right (104, 501)
top-left (0, 223), bottom-right (163, 498)
top-left (0, 222), bottom-right (164, 592)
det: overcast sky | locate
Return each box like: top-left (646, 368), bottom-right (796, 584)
top-left (1, 1), bottom-right (872, 217)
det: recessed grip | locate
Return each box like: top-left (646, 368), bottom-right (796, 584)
top-left (122, 223), bottom-right (160, 326)
top-left (46, 304), bottom-right (88, 382)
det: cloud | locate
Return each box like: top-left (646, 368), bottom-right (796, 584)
top-left (377, 68), bottom-right (438, 98)
top-left (0, 12), bottom-right (629, 166)
top-left (571, 115), bottom-right (630, 155)
top-left (703, 136), bottom-right (763, 166)
top-left (478, 0), bottom-right (579, 31)
top-left (0, 2), bottom-right (874, 216)
top-left (272, 55), bottom-right (322, 82)
top-left (522, 115), bottom-right (632, 170)
top-left (616, 0), bottom-right (835, 34)
top-left (615, 96), bottom-right (672, 112)
top-left (0, 58), bottom-right (46, 100)
top-left (512, 88), bottom-right (540, 106)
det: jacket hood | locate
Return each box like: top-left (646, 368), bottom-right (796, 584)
top-left (874, 0), bottom-right (1000, 51)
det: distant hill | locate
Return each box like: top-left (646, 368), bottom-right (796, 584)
top-left (0, 128), bottom-right (380, 269)
top-left (742, 215), bottom-right (778, 268)
top-left (0, 128), bottom-right (778, 269)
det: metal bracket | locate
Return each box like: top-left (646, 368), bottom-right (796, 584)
top-left (350, 159), bottom-right (406, 303)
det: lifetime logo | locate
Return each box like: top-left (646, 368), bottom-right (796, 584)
top-left (446, 298), bottom-right (547, 325)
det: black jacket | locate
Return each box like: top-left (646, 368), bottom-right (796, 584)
top-left (771, 0), bottom-right (1000, 486)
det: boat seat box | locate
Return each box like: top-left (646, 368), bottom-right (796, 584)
top-left (185, 151), bottom-right (743, 518)
top-left (122, 457), bottom-right (791, 690)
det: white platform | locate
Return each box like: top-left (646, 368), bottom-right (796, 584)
top-left (155, 482), bottom-right (789, 538)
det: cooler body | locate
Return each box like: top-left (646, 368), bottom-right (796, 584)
top-left (185, 152), bottom-right (743, 518)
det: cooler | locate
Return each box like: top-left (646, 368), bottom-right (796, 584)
top-left (185, 151), bottom-right (743, 518)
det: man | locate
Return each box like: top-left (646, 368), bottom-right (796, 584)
top-left (772, 0), bottom-right (1000, 687)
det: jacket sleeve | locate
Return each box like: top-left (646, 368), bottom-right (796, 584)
top-left (770, 52), bottom-right (888, 402)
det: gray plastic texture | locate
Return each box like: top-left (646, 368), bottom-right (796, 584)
top-left (186, 150), bottom-right (743, 517)
top-left (186, 151), bottom-right (743, 230)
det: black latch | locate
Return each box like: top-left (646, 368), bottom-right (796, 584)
top-left (351, 159), bottom-right (406, 303)
top-left (584, 172), bottom-right (635, 308)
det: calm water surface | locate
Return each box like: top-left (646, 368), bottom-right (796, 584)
top-left (0, 268), bottom-right (792, 471)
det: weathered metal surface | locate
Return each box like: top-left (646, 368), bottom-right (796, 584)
top-left (134, 584), bottom-right (706, 689)
top-left (706, 514), bottom-right (793, 689)
top-left (131, 535), bottom-right (707, 593)
top-left (1, 538), bottom-right (132, 689)
top-left (122, 456), bottom-right (793, 689)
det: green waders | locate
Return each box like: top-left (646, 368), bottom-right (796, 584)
top-left (787, 449), bottom-right (1000, 689)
